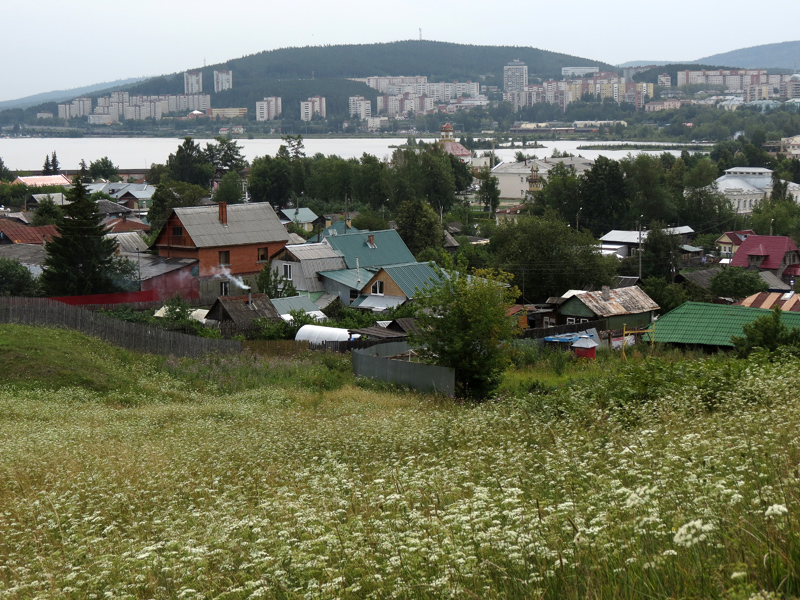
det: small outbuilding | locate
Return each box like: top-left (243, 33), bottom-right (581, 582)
top-left (571, 335), bottom-right (599, 359)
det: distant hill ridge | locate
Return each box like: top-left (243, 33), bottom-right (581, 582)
top-left (693, 40), bottom-right (800, 71)
top-left (2, 41), bottom-right (614, 113)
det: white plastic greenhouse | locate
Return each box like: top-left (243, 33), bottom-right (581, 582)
top-left (295, 324), bottom-right (358, 344)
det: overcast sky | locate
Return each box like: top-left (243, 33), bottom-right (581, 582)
top-left (3, 0), bottom-right (798, 103)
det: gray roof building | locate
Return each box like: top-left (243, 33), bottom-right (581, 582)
top-left (170, 203), bottom-right (289, 248)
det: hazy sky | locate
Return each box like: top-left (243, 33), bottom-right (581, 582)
top-left (3, 0), bottom-right (798, 102)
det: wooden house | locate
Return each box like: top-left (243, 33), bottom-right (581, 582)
top-left (206, 293), bottom-right (281, 335)
top-left (557, 286), bottom-right (659, 330)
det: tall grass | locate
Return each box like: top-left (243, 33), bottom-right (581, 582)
top-left (0, 326), bottom-right (798, 598)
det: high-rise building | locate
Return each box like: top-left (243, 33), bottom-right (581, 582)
top-left (300, 96), bottom-right (326, 121)
top-left (256, 97), bottom-right (282, 121)
top-left (184, 71), bottom-right (203, 94)
top-left (348, 96), bottom-right (371, 119)
top-left (214, 70), bottom-right (233, 93)
top-left (504, 60), bottom-right (528, 92)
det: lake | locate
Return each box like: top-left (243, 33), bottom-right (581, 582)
top-left (0, 137), bottom-right (695, 172)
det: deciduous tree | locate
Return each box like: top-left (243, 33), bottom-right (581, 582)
top-left (710, 267), bottom-right (768, 299)
top-left (413, 261), bottom-right (521, 399)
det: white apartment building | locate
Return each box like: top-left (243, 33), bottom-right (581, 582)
top-left (504, 60), bottom-right (528, 92)
top-left (256, 97), bottom-right (282, 121)
top-left (300, 96), bottom-right (326, 121)
top-left (57, 97), bottom-right (92, 119)
top-left (658, 74), bottom-right (671, 87)
top-left (184, 71), bottom-right (203, 94)
top-left (167, 94), bottom-right (211, 113)
top-left (214, 70), bottom-right (233, 93)
top-left (348, 96), bottom-right (372, 119)
top-left (562, 66), bottom-right (600, 78)
top-left (365, 76), bottom-right (427, 93)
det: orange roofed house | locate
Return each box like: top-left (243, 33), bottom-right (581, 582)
top-left (152, 202), bottom-right (289, 300)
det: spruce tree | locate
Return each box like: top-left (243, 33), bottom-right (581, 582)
top-left (41, 170), bottom-right (119, 296)
top-left (51, 151), bottom-right (60, 174)
top-left (42, 155), bottom-right (52, 175)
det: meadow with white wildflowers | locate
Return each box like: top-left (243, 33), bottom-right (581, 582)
top-left (1, 325), bottom-right (799, 599)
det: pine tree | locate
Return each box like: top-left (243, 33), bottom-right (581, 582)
top-left (51, 151), bottom-right (60, 174)
top-left (41, 170), bottom-right (119, 296)
top-left (42, 155), bottom-right (52, 175)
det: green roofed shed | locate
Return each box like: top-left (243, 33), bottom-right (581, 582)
top-left (646, 301), bottom-right (800, 347)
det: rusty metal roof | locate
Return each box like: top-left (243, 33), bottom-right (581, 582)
top-left (573, 286), bottom-right (659, 318)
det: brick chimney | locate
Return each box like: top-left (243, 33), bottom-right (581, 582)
top-left (218, 202), bottom-right (227, 225)
top-left (367, 234), bottom-right (375, 247)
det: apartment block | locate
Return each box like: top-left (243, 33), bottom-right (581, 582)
top-left (214, 70), bottom-right (233, 93)
top-left (365, 76), bottom-right (427, 93)
top-left (184, 71), bottom-right (203, 94)
top-left (562, 66), bottom-right (600, 78)
top-left (300, 96), bottom-right (326, 121)
top-left (255, 97), bottom-right (282, 121)
top-left (210, 108), bottom-right (247, 118)
top-left (504, 60), bottom-right (528, 92)
top-left (348, 96), bottom-right (372, 119)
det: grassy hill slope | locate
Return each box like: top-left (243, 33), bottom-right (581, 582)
top-left (2, 324), bottom-right (800, 598)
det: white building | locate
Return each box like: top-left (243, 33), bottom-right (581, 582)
top-left (504, 60), bottom-right (528, 92)
top-left (214, 70), bottom-right (233, 93)
top-left (300, 96), bottom-right (326, 121)
top-left (491, 157), bottom-right (595, 199)
top-left (184, 71), bottom-right (203, 94)
top-left (562, 66), bottom-right (600, 78)
top-left (714, 167), bottom-right (800, 215)
top-left (348, 96), bottom-right (372, 119)
top-left (256, 97), bottom-right (282, 121)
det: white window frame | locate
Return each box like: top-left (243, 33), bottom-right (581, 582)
top-left (371, 280), bottom-right (384, 296)
top-left (566, 317), bottom-right (576, 324)
top-left (283, 263), bottom-right (292, 280)
top-left (220, 281), bottom-right (230, 296)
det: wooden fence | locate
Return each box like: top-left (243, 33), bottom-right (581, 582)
top-left (242, 339), bottom-right (311, 357)
top-left (0, 297), bottom-right (241, 358)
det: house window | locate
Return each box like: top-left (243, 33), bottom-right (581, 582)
top-left (371, 280), bottom-right (384, 296)
top-left (580, 318), bottom-right (589, 323)
top-left (220, 281), bottom-right (229, 296)
top-left (218, 251), bottom-right (230, 266)
top-left (172, 225), bottom-right (183, 238)
top-left (258, 247), bottom-right (269, 262)
top-left (283, 263), bottom-right (292, 280)
top-left (566, 317), bottom-right (576, 324)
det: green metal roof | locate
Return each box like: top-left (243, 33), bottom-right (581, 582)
top-left (646, 301), bottom-right (800, 347)
top-left (318, 268), bottom-right (378, 289)
top-left (381, 262), bottom-right (445, 298)
top-left (323, 229), bottom-right (415, 269)
top-left (270, 295), bottom-right (321, 315)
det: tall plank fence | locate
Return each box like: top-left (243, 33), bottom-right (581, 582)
top-left (352, 342), bottom-right (455, 395)
top-left (0, 298), bottom-right (241, 358)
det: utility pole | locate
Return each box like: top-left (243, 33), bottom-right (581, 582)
top-left (576, 207), bottom-right (582, 231)
top-left (637, 216), bottom-right (643, 280)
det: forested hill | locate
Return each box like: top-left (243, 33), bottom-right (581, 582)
top-left (693, 40), bottom-right (800, 70)
top-left (119, 40), bottom-right (615, 116)
top-left (128, 40), bottom-right (613, 95)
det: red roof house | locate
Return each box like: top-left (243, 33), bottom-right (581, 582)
top-left (0, 221), bottom-right (59, 245)
top-left (715, 230), bottom-right (755, 257)
top-left (730, 235), bottom-right (800, 280)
